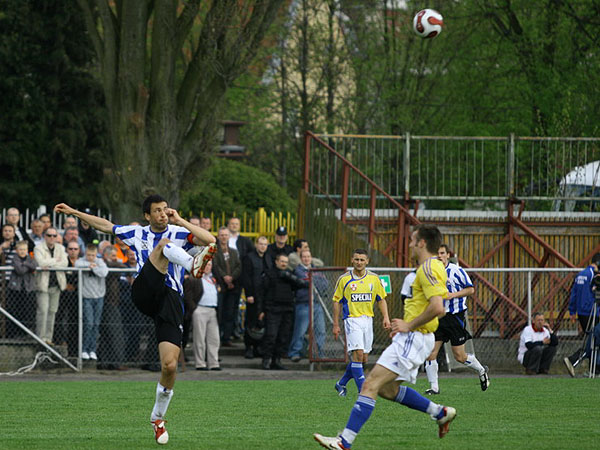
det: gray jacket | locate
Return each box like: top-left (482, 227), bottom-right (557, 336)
top-left (75, 257), bottom-right (108, 298)
top-left (9, 255), bottom-right (38, 292)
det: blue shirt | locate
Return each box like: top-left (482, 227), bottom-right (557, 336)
top-left (444, 262), bottom-right (473, 314)
top-left (569, 265), bottom-right (599, 317)
top-left (112, 224), bottom-right (193, 296)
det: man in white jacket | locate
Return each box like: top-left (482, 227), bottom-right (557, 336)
top-left (34, 227), bottom-right (68, 344)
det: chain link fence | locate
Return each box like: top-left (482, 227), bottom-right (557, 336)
top-left (308, 267), bottom-right (585, 372)
top-left (0, 267), bottom-right (162, 373)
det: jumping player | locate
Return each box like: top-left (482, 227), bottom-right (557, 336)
top-left (314, 225), bottom-right (456, 449)
top-left (55, 196), bottom-right (216, 445)
top-left (332, 249), bottom-right (390, 397)
top-left (423, 244), bottom-right (489, 395)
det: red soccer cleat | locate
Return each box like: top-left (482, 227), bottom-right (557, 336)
top-left (191, 243), bottom-right (217, 278)
top-left (437, 406), bottom-right (457, 438)
top-left (152, 419), bottom-right (169, 445)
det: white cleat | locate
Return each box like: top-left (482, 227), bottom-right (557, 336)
top-left (313, 433), bottom-right (348, 449)
top-left (152, 420), bottom-right (169, 445)
top-left (191, 243), bottom-right (217, 278)
top-left (437, 406), bottom-right (457, 438)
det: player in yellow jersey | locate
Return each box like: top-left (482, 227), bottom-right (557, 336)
top-left (332, 249), bottom-right (390, 396)
top-left (315, 226), bottom-right (458, 450)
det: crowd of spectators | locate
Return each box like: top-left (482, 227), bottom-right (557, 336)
top-left (1, 208), bottom-right (325, 372)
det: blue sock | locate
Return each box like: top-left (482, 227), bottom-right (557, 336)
top-left (350, 362), bottom-right (365, 392)
top-left (395, 385), bottom-right (443, 419)
top-left (340, 395), bottom-right (376, 448)
top-left (338, 362), bottom-right (353, 386)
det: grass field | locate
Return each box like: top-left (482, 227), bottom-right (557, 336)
top-left (1, 377), bottom-right (598, 449)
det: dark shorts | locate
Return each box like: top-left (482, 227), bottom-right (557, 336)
top-left (434, 310), bottom-right (472, 346)
top-left (131, 262), bottom-right (184, 347)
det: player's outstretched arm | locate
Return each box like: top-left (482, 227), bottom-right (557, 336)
top-left (54, 203), bottom-right (114, 234)
top-left (165, 208), bottom-right (216, 245)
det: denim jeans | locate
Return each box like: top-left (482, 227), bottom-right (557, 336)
top-left (83, 297), bottom-right (104, 353)
top-left (288, 302), bottom-right (326, 358)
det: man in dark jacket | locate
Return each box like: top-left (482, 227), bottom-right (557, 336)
top-left (242, 236), bottom-right (272, 359)
top-left (259, 253), bottom-right (308, 370)
top-left (265, 226), bottom-right (293, 267)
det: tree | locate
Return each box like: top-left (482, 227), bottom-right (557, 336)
top-left (0, 0), bottom-right (106, 210)
top-left (77, 0), bottom-right (285, 222)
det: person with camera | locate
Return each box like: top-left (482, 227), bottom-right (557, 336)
top-left (563, 253), bottom-right (600, 377)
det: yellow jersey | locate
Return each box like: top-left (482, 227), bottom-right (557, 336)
top-left (404, 257), bottom-right (448, 334)
top-left (332, 270), bottom-right (387, 320)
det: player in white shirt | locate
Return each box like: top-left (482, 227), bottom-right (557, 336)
top-left (55, 195), bottom-right (216, 445)
top-left (424, 244), bottom-right (489, 395)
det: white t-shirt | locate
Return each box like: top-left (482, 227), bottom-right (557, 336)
top-left (517, 325), bottom-right (551, 363)
top-left (401, 271), bottom-right (417, 299)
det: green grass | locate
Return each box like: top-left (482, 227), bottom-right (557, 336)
top-left (1, 377), bottom-right (599, 449)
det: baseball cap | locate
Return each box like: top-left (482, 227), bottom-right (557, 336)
top-left (275, 226), bottom-right (288, 236)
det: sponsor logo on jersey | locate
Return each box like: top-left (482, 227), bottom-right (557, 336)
top-left (351, 293), bottom-right (372, 302)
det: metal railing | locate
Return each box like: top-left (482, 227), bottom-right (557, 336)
top-left (308, 267), bottom-right (584, 371)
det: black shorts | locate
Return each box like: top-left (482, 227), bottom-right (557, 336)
top-left (434, 310), bottom-right (472, 346)
top-left (131, 262), bottom-right (184, 347)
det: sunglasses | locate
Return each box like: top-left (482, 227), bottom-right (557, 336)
top-left (46, 234), bottom-right (57, 237)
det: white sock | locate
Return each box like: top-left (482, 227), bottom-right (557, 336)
top-left (463, 353), bottom-right (485, 374)
top-left (425, 360), bottom-right (439, 391)
top-left (162, 243), bottom-right (193, 272)
top-left (426, 401), bottom-right (443, 419)
top-left (151, 383), bottom-right (173, 421)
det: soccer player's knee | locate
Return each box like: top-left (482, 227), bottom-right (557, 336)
top-left (454, 353), bottom-right (467, 363)
top-left (162, 358), bottom-right (178, 374)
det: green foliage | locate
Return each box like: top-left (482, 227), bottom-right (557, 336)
top-left (180, 157), bottom-right (297, 215)
top-left (1, 378), bottom-right (599, 449)
top-left (0, 0), bottom-right (107, 211)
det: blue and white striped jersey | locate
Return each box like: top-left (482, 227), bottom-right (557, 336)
top-left (113, 224), bottom-right (194, 296)
top-left (444, 262), bottom-right (473, 314)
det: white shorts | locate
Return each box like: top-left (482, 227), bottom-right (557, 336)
top-left (376, 331), bottom-right (435, 384)
top-left (344, 316), bottom-right (373, 353)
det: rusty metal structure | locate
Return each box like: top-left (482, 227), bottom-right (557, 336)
top-left (300, 132), bottom-right (600, 336)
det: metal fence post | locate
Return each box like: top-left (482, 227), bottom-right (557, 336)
top-left (508, 133), bottom-right (515, 197)
top-left (527, 270), bottom-right (532, 326)
top-left (77, 268), bottom-right (83, 371)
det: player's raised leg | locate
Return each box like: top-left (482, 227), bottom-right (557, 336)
top-left (156, 238), bottom-right (216, 278)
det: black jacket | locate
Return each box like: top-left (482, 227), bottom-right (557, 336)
top-left (265, 243), bottom-right (293, 267)
top-left (262, 267), bottom-right (308, 312)
top-left (233, 234), bottom-right (255, 262)
top-left (242, 250), bottom-right (272, 313)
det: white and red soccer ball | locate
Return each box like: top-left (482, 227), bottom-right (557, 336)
top-left (413, 9), bottom-right (444, 39)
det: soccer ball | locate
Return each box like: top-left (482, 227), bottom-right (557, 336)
top-left (413, 9), bottom-right (444, 39)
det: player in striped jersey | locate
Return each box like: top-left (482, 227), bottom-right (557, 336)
top-left (314, 225), bottom-right (456, 450)
top-left (424, 244), bottom-right (489, 395)
top-left (332, 249), bottom-right (390, 397)
top-left (55, 195), bottom-right (216, 445)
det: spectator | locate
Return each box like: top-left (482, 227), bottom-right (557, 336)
top-left (78, 215), bottom-right (99, 247)
top-left (75, 243), bottom-right (108, 361)
top-left (564, 253), bottom-right (600, 375)
top-left (266, 227), bottom-right (293, 267)
top-left (4, 207), bottom-right (34, 251)
top-left (241, 235), bottom-right (272, 359)
top-left (38, 213), bottom-right (52, 231)
top-left (227, 217), bottom-right (254, 340)
top-left (288, 238), bottom-right (324, 270)
top-left (97, 240), bottom-right (112, 257)
top-left (29, 219), bottom-right (45, 246)
top-left (227, 217), bottom-right (254, 262)
top-left (200, 217), bottom-right (212, 231)
top-left (212, 226), bottom-right (242, 347)
top-left (259, 253), bottom-right (308, 370)
top-left (34, 227), bottom-right (68, 345)
top-left (113, 237), bottom-right (130, 264)
top-left (1, 224), bottom-right (18, 283)
top-left (63, 226), bottom-right (85, 256)
top-left (518, 312), bottom-right (559, 375)
top-left (184, 260), bottom-right (221, 370)
top-left (98, 245), bottom-right (127, 369)
top-left (7, 240), bottom-right (38, 337)
top-left (63, 216), bottom-right (78, 230)
top-left (189, 216), bottom-right (201, 227)
top-left (288, 249), bottom-right (328, 362)
top-left (54, 240), bottom-right (80, 355)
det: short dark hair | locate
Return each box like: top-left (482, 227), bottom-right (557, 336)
top-left (86, 243), bottom-right (98, 252)
top-left (353, 248), bottom-right (369, 257)
top-left (293, 239), bottom-right (307, 251)
top-left (276, 253), bottom-right (289, 261)
top-left (439, 244), bottom-right (452, 255)
top-left (532, 312), bottom-right (544, 320)
top-left (592, 253), bottom-right (600, 266)
top-left (2, 223), bottom-right (15, 232)
top-left (142, 194), bottom-right (167, 215)
top-left (415, 225), bottom-right (443, 254)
